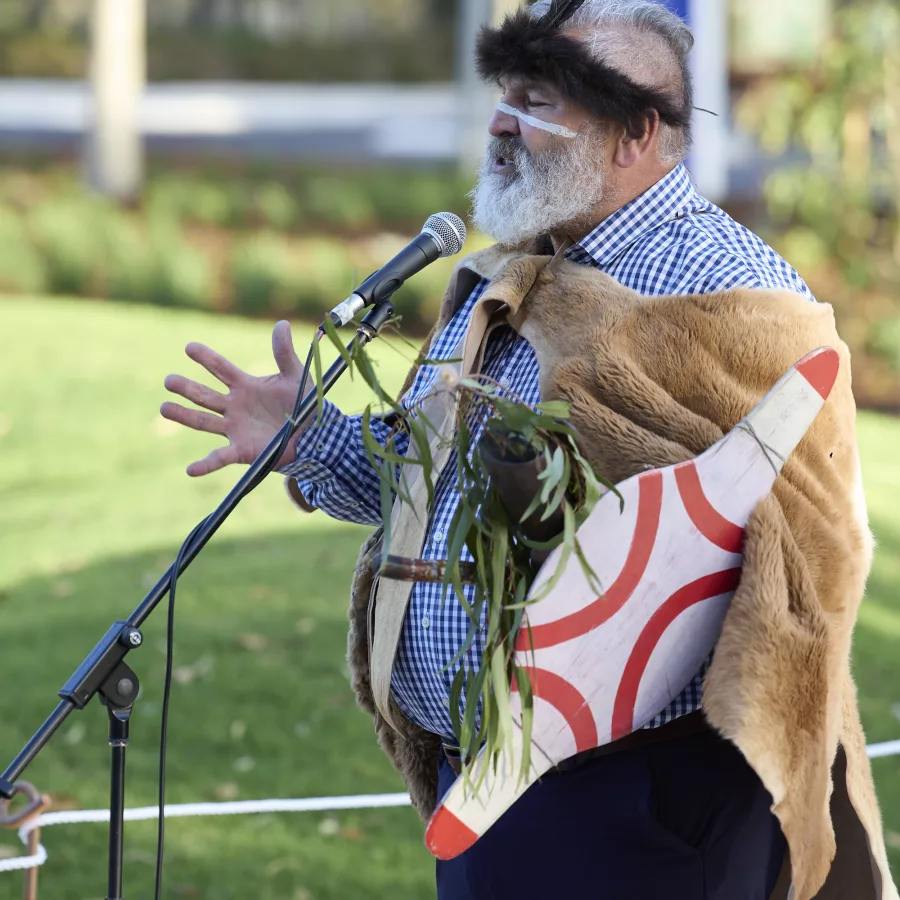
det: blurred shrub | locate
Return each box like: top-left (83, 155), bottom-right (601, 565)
top-left (146, 174), bottom-right (247, 229)
top-left (304, 176), bottom-right (378, 232)
top-left (177, 181), bottom-right (235, 228)
top-left (28, 199), bottom-right (105, 296)
top-left (0, 204), bottom-right (46, 293)
top-left (255, 183), bottom-right (299, 231)
top-left (102, 213), bottom-right (159, 303)
top-left (230, 234), bottom-right (358, 320)
top-left (294, 239), bottom-right (357, 320)
top-left (100, 214), bottom-right (213, 308)
top-left (0, 163), bottom-right (481, 338)
top-left (141, 164), bottom-right (471, 234)
top-left (148, 224), bottom-right (214, 309)
top-left (230, 232), bottom-right (299, 317)
top-left (867, 316), bottom-right (900, 372)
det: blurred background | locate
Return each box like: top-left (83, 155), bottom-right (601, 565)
top-left (0, 2), bottom-right (897, 898)
top-left (0, 0), bottom-right (894, 400)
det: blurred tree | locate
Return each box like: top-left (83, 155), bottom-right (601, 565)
top-left (730, 0), bottom-right (832, 74)
top-left (738, 0), bottom-right (900, 407)
top-left (187, 0), bottom-right (218, 28)
top-left (0, 0), bottom-right (458, 81)
top-left (148, 0), bottom-right (434, 38)
top-left (24, 0), bottom-right (52, 29)
top-left (86, 0), bottom-right (145, 202)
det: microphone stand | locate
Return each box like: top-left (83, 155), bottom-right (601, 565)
top-left (0, 301), bottom-right (395, 900)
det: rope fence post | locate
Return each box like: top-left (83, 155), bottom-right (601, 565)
top-left (0, 781), bottom-right (50, 900)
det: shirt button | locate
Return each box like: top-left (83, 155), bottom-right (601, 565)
top-left (433, 530), bottom-right (444, 544)
top-left (315, 442), bottom-right (325, 452)
top-left (422, 615), bottom-right (431, 629)
top-left (499, 376), bottom-right (511, 389)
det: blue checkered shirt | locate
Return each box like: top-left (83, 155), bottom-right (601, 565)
top-left (284, 164), bottom-right (814, 742)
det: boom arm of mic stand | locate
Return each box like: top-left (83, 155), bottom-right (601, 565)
top-left (0, 302), bottom-right (395, 800)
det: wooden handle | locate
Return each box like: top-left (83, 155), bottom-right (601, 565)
top-left (374, 554), bottom-right (477, 585)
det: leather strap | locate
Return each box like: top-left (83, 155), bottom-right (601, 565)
top-left (369, 293), bottom-right (509, 730)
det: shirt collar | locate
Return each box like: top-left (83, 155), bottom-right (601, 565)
top-left (568, 164), bottom-right (714, 268)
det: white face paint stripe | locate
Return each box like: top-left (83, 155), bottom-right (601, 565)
top-left (496, 102), bottom-right (579, 139)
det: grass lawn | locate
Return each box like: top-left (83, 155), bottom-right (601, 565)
top-left (0, 295), bottom-right (897, 899)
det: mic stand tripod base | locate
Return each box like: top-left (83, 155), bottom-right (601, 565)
top-left (99, 662), bottom-right (139, 900)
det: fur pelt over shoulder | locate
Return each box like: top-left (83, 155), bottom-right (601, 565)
top-left (286, 245), bottom-right (896, 900)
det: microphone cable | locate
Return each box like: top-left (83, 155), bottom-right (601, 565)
top-left (153, 329), bottom-right (322, 900)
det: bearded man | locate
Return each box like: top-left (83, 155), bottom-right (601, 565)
top-left (160, 2), bottom-right (896, 899)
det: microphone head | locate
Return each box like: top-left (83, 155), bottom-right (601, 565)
top-left (422, 212), bottom-right (467, 258)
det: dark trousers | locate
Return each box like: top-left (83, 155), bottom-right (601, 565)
top-left (435, 726), bottom-right (786, 900)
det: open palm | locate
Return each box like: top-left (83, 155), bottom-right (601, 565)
top-left (160, 320), bottom-right (312, 476)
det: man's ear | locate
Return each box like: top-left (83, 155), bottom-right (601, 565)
top-left (612, 111), bottom-right (661, 169)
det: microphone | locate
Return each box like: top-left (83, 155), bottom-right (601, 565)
top-left (325, 212), bottom-right (467, 328)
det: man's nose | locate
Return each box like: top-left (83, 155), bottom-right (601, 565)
top-left (488, 105), bottom-right (521, 138)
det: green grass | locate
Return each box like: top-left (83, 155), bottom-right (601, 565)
top-left (0, 296), bottom-right (897, 898)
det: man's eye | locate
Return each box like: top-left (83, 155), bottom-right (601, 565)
top-left (525, 100), bottom-right (548, 109)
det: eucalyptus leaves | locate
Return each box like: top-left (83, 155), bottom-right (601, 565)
top-left (315, 319), bottom-right (615, 790)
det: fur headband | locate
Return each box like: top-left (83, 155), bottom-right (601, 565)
top-left (475, 8), bottom-right (691, 138)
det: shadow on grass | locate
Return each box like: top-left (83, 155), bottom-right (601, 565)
top-left (0, 524), bottom-right (435, 900)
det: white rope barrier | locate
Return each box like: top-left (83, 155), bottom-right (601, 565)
top-left (0, 792), bottom-right (411, 873)
top-left (3, 738), bottom-right (900, 875)
top-left (868, 740), bottom-right (900, 760)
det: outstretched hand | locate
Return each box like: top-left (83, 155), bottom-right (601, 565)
top-left (160, 320), bottom-right (312, 476)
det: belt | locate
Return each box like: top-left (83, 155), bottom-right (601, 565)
top-left (442, 711), bottom-right (708, 778)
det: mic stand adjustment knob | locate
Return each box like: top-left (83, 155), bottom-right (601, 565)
top-left (119, 627), bottom-right (143, 649)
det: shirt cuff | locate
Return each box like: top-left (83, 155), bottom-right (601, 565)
top-left (278, 399), bottom-right (346, 483)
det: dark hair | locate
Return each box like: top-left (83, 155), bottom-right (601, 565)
top-left (476, 8), bottom-right (691, 141)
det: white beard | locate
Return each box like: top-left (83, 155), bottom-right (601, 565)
top-left (470, 130), bottom-right (609, 247)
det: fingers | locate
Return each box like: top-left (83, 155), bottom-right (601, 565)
top-left (163, 374), bottom-right (228, 414)
top-left (159, 401), bottom-right (227, 437)
top-left (185, 342), bottom-right (243, 387)
top-left (272, 320), bottom-right (303, 376)
top-left (186, 446), bottom-right (241, 477)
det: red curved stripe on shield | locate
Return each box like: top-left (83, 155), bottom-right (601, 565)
top-left (610, 568), bottom-right (742, 741)
top-left (795, 347), bottom-right (839, 400)
top-left (674, 462), bottom-right (745, 554)
top-left (425, 805), bottom-right (479, 860)
top-left (512, 667), bottom-right (598, 753)
top-left (516, 470), bottom-right (663, 652)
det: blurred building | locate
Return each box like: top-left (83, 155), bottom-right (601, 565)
top-left (0, 0), bottom-right (837, 205)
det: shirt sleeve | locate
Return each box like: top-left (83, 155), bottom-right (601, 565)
top-left (279, 399), bottom-right (409, 526)
top-left (665, 233), bottom-right (817, 300)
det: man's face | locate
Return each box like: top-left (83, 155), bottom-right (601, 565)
top-left (471, 77), bottom-right (612, 246)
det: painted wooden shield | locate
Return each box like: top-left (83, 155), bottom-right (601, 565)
top-left (426, 347), bottom-right (840, 861)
